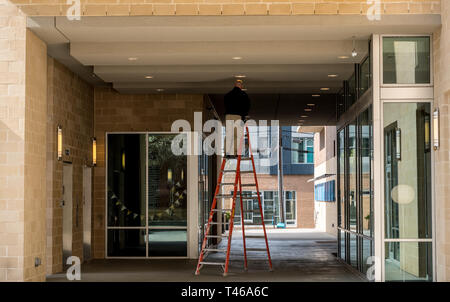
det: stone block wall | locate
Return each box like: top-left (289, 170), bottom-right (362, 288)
top-left (10, 0), bottom-right (441, 17)
top-left (433, 0), bottom-right (450, 282)
top-left (46, 57), bottom-right (94, 274)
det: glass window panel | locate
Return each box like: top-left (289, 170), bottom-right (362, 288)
top-left (359, 108), bottom-right (373, 237)
top-left (148, 134), bottom-right (188, 227)
top-left (384, 103), bottom-right (432, 239)
top-left (107, 229), bottom-right (146, 257)
top-left (383, 37), bottom-right (431, 84)
top-left (362, 239), bottom-right (373, 275)
top-left (385, 242), bottom-right (433, 282)
top-left (148, 229), bottom-right (187, 257)
top-left (348, 123), bottom-right (357, 232)
top-left (339, 230), bottom-right (346, 261)
top-left (107, 134), bottom-right (147, 227)
top-left (338, 130), bottom-right (346, 228)
top-left (349, 233), bottom-right (358, 268)
top-left (360, 56), bottom-right (371, 96)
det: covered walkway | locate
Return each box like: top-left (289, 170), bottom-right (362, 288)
top-left (47, 230), bottom-right (364, 282)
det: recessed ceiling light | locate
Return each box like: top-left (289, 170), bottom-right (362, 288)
top-left (128, 57), bottom-right (138, 61)
top-left (304, 108), bottom-right (312, 112)
top-left (312, 94), bottom-right (321, 97)
top-left (320, 88), bottom-right (330, 91)
top-left (299, 120), bottom-right (305, 122)
top-left (234, 75), bottom-right (246, 78)
top-left (232, 57), bottom-right (243, 60)
top-left (328, 74), bottom-right (338, 78)
top-left (156, 88), bottom-right (164, 92)
top-left (338, 56), bottom-right (349, 59)
top-left (301, 115), bottom-right (308, 118)
top-left (307, 104), bottom-right (315, 106)
top-left (145, 75), bottom-right (153, 79)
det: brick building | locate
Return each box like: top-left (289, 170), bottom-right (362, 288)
top-left (0, 0), bottom-right (449, 283)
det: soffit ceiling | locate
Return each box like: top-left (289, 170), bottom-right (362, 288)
top-left (27, 15), bottom-right (440, 125)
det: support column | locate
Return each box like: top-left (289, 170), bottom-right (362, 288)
top-left (0, 1), bottom-right (47, 281)
top-left (433, 1), bottom-right (450, 282)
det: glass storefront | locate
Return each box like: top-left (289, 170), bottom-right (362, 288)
top-left (107, 133), bottom-right (188, 258)
top-left (337, 106), bottom-right (374, 275)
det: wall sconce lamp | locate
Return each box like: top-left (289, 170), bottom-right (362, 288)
top-left (434, 108), bottom-right (440, 150)
top-left (92, 137), bottom-right (97, 166)
top-left (57, 125), bottom-right (63, 161)
top-left (395, 128), bottom-right (401, 161)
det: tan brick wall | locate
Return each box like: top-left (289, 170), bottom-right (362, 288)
top-left (0, 0), bottom-right (27, 282)
top-left (10, 0), bottom-right (441, 17)
top-left (46, 57), bottom-right (94, 274)
top-left (93, 87), bottom-right (203, 258)
top-left (23, 29), bottom-right (47, 282)
top-left (433, 0), bottom-right (450, 282)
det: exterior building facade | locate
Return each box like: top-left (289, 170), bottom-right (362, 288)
top-left (0, 0), bottom-right (449, 283)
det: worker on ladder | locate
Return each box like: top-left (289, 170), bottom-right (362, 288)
top-left (224, 79), bottom-right (251, 158)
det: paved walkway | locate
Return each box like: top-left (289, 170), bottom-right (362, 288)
top-left (47, 229), bottom-right (364, 282)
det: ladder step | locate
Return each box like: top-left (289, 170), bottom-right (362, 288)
top-left (245, 235), bottom-right (265, 238)
top-left (209, 222), bottom-right (230, 225)
top-left (241, 184), bottom-right (256, 187)
top-left (200, 262), bottom-right (225, 266)
top-left (225, 156), bottom-right (252, 161)
top-left (215, 194), bottom-right (234, 198)
top-left (220, 183), bottom-right (236, 186)
top-left (212, 208), bottom-right (232, 212)
top-left (246, 248), bottom-right (268, 252)
top-left (205, 234), bottom-right (227, 238)
top-left (222, 170), bottom-right (253, 174)
top-left (203, 248), bottom-right (227, 253)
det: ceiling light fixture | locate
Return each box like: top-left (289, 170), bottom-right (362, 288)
top-left (320, 88), bottom-right (330, 91)
top-left (145, 75), bottom-right (153, 79)
top-left (307, 104), bottom-right (315, 106)
top-left (232, 57), bottom-right (243, 60)
top-left (128, 57), bottom-right (138, 61)
top-left (351, 36), bottom-right (358, 58)
top-left (304, 108), bottom-right (312, 112)
top-left (328, 74), bottom-right (338, 78)
top-left (338, 56), bottom-right (349, 59)
top-left (156, 88), bottom-right (164, 92)
top-left (301, 115), bottom-right (308, 118)
top-left (312, 94), bottom-right (321, 97)
top-left (234, 75), bottom-right (246, 78)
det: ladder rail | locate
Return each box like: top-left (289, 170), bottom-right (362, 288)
top-left (245, 125), bottom-right (273, 271)
top-left (195, 158), bottom-right (227, 275)
top-left (238, 173), bottom-right (248, 270)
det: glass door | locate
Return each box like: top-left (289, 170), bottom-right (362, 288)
top-left (147, 134), bottom-right (188, 257)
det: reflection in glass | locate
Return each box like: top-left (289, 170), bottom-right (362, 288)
top-left (359, 109), bottom-right (373, 237)
top-left (148, 134), bottom-right (188, 227)
top-left (383, 37), bottom-right (431, 84)
top-left (338, 130), bottom-right (345, 228)
top-left (339, 230), bottom-right (346, 261)
top-left (107, 134), bottom-right (146, 227)
top-left (350, 234), bottom-right (357, 268)
top-left (385, 242), bottom-right (432, 282)
top-left (107, 229), bottom-right (146, 257)
top-left (348, 123), bottom-right (357, 232)
top-left (148, 229), bottom-right (187, 257)
top-left (362, 239), bottom-right (373, 275)
top-left (360, 56), bottom-right (371, 96)
top-left (383, 103), bottom-right (432, 239)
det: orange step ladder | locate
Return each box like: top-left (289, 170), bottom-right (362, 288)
top-left (195, 125), bottom-right (273, 276)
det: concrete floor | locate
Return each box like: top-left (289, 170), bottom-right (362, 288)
top-left (47, 229), bottom-right (365, 282)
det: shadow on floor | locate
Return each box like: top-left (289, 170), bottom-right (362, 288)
top-left (47, 230), bottom-right (365, 282)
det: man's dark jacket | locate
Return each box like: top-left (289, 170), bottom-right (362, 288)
top-left (224, 87), bottom-right (251, 119)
